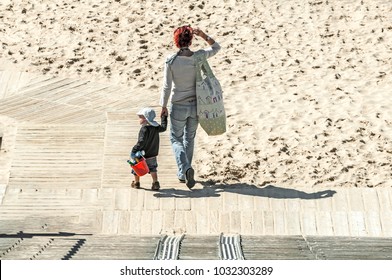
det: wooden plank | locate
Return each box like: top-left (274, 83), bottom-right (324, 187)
top-left (332, 188), bottom-right (349, 211)
top-left (0, 184), bottom-right (6, 205)
top-left (306, 236), bottom-right (392, 260)
top-left (301, 211), bottom-right (317, 235)
top-left (16, 76), bottom-right (69, 95)
top-left (264, 211), bottom-right (275, 235)
top-left (285, 198), bottom-right (301, 212)
top-left (176, 197), bottom-right (191, 210)
top-left (365, 211), bottom-right (382, 237)
top-left (208, 210), bottom-right (220, 234)
top-left (129, 210), bottom-right (142, 234)
top-left (331, 211), bottom-right (350, 236)
top-left (26, 82), bottom-right (90, 105)
top-left (240, 211), bottom-right (253, 235)
top-left (241, 236), bottom-right (314, 260)
top-left (238, 192), bottom-right (254, 211)
top-left (114, 189), bottom-right (131, 210)
top-left (274, 211), bottom-right (287, 235)
top-left (70, 235), bottom-right (160, 260)
top-left (380, 211), bottom-right (392, 237)
top-left (286, 211), bottom-right (302, 235)
top-left (317, 195), bottom-right (333, 211)
top-left (218, 212), bottom-right (230, 234)
top-left (151, 211), bottom-right (163, 234)
top-left (101, 211), bottom-right (120, 234)
top-left (140, 210), bottom-right (153, 235)
top-left (0, 237), bottom-right (55, 260)
top-left (376, 188), bottom-right (392, 212)
top-left (17, 77), bottom-right (84, 97)
top-left (196, 209), bottom-right (209, 234)
top-left (172, 210), bottom-right (186, 234)
top-left (179, 235), bottom-right (219, 260)
top-left (252, 211), bottom-right (265, 235)
top-left (0, 71), bottom-right (35, 99)
top-left (229, 211), bottom-right (241, 234)
top-left (0, 71), bottom-right (12, 99)
top-left (348, 211), bottom-right (367, 236)
top-left (184, 211), bottom-right (197, 234)
top-left (144, 191), bottom-right (161, 210)
top-left (160, 196), bottom-right (175, 210)
top-left (316, 211), bottom-right (334, 236)
top-left (7, 124), bottom-right (104, 189)
top-left (347, 188), bottom-right (365, 211)
top-left (270, 197), bottom-right (286, 211)
top-left (0, 96), bottom-right (42, 113)
top-left (222, 191), bottom-right (238, 211)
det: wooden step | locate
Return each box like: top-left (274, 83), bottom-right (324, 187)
top-left (2, 233), bottom-right (392, 260)
top-left (7, 124), bottom-right (105, 189)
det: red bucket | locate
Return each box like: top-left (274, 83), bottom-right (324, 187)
top-left (131, 157), bottom-right (150, 176)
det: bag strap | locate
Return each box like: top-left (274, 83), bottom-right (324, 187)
top-left (194, 51), bottom-right (216, 81)
top-left (194, 52), bottom-right (203, 82)
top-left (201, 58), bottom-right (215, 78)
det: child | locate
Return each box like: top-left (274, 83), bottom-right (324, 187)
top-left (130, 107), bottom-right (167, 190)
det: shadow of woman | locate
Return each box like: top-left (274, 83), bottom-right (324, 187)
top-left (209, 184), bottom-right (336, 199)
top-left (152, 187), bottom-right (221, 198)
top-left (153, 183), bottom-right (336, 199)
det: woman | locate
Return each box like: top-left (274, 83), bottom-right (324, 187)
top-left (160, 25), bottom-right (221, 189)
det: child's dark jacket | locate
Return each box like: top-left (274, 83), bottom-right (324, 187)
top-left (132, 116), bottom-right (167, 158)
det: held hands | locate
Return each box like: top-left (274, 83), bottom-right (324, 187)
top-left (160, 107), bottom-right (168, 117)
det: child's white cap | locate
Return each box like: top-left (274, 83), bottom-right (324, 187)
top-left (137, 107), bottom-right (159, 127)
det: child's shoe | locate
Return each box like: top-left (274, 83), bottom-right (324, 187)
top-left (151, 181), bottom-right (160, 190)
top-left (131, 181), bottom-right (140, 189)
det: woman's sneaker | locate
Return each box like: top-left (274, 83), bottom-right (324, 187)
top-left (185, 168), bottom-right (195, 189)
top-left (151, 181), bottom-right (160, 190)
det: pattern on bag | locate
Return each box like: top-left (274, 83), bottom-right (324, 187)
top-left (199, 108), bottom-right (224, 119)
top-left (196, 76), bottom-right (224, 120)
top-left (195, 52), bottom-right (226, 136)
top-left (199, 80), bottom-right (223, 103)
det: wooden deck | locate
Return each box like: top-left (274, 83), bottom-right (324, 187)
top-left (1, 216), bottom-right (392, 260)
top-left (1, 68), bottom-right (392, 259)
top-left (2, 228), bottom-right (392, 260)
top-left (0, 68), bottom-right (200, 237)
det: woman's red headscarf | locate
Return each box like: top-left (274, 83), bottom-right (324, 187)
top-left (173, 25), bottom-right (193, 48)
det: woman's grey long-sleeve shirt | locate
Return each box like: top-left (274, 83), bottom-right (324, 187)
top-left (160, 42), bottom-right (221, 107)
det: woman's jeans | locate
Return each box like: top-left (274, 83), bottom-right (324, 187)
top-left (169, 101), bottom-right (198, 180)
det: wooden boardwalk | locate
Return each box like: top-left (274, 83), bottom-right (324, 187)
top-left (1, 67), bottom-right (392, 259)
top-left (1, 218), bottom-right (392, 260)
top-left (2, 223), bottom-right (392, 260)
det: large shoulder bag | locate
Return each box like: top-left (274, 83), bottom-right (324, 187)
top-left (194, 52), bottom-right (226, 136)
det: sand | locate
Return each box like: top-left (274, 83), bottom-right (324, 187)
top-left (1, 0), bottom-right (391, 188)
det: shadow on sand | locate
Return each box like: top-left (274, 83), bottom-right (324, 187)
top-left (152, 183), bottom-right (337, 199)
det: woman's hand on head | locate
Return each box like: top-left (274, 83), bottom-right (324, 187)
top-left (192, 28), bottom-right (205, 37)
